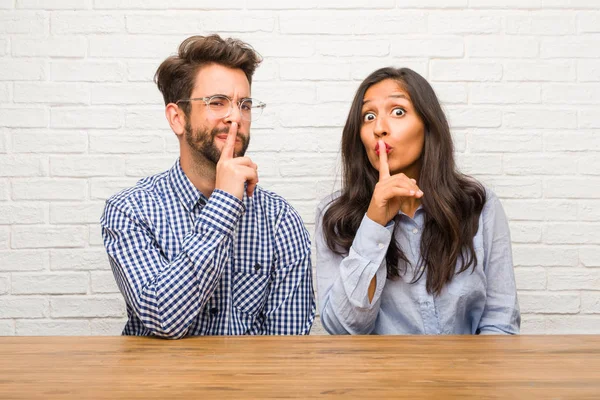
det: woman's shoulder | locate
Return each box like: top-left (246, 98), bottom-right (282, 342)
top-left (316, 190), bottom-right (342, 216)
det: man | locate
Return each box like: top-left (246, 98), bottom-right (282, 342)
top-left (101, 35), bottom-right (315, 338)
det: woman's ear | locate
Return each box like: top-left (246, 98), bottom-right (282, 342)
top-left (165, 103), bottom-right (186, 138)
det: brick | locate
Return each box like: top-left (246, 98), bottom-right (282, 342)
top-left (51, 12), bottom-right (124, 34)
top-left (0, 297), bottom-right (48, 318)
top-left (278, 154), bottom-right (338, 178)
top-left (479, 177), bottom-right (542, 199)
top-left (512, 245), bottom-right (579, 267)
top-left (504, 61), bottom-right (576, 82)
top-left (125, 156), bottom-right (176, 177)
top-left (253, 82), bottom-right (316, 105)
top-left (391, 37), bottom-right (463, 58)
top-left (280, 60), bottom-right (353, 81)
top-left (50, 202), bottom-right (104, 224)
top-left (430, 60), bottom-right (502, 82)
top-left (431, 83), bottom-right (467, 104)
top-left (0, 320), bottom-right (14, 336)
top-left (545, 132), bottom-right (600, 152)
top-left (16, 319), bottom-right (90, 336)
top-left (51, 249), bottom-right (110, 271)
top-left (127, 13), bottom-right (274, 34)
top-left (125, 108), bottom-right (167, 129)
top-left (506, 14), bottom-right (575, 35)
top-left (545, 316), bottom-right (600, 334)
top-left (318, 40), bottom-right (389, 57)
top-left (279, 103), bottom-right (349, 128)
top-left (504, 155), bottom-right (576, 175)
top-left (581, 292), bottom-right (600, 313)
top-left (544, 223), bottom-right (600, 245)
top-left (514, 268), bottom-right (547, 290)
top-left (14, 82), bottom-right (89, 104)
top-left (470, 130), bottom-right (542, 153)
top-left (351, 59), bottom-right (429, 81)
top-left (51, 61), bottom-right (125, 82)
top-left (89, 35), bottom-right (181, 58)
top-left (249, 0), bottom-right (394, 8)
top-left (51, 107), bottom-right (122, 129)
top-left (0, 155), bottom-right (44, 177)
top-left (0, 250), bottom-right (49, 272)
top-left (0, 10), bottom-right (47, 34)
top-left (0, 274), bottom-right (8, 294)
top-left (519, 315), bottom-right (545, 334)
top-left (88, 224), bottom-right (103, 246)
top-left (470, 0), bottom-right (541, 7)
top-left (0, 227), bottom-right (8, 249)
top-left (91, 83), bottom-right (161, 105)
top-left (260, 178), bottom-right (319, 201)
top-left (455, 154), bottom-right (502, 175)
top-left (0, 82), bottom-right (9, 102)
top-left (541, 37), bottom-right (600, 58)
top-left (11, 129), bottom-right (87, 153)
top-left (12, 225), bottom-right (87, 249)
top-left (545, 177), bottom-right (600, 199)
top-left (0, 203), bottom-right (46, 224)
top-left (17, 0), bottom-right (89, 8)
top-left (50, 156), bottom-right (125, 177)
top-left (0, 179), bottom-right (8, 200)
top-left (428, 11), bottom-right (501, 34)
top-left (470, 83), bottom-right (541, 104)
top-left (91, 271), bottom-right (119, 293)
top-left (548, 269), bottom-right (600, 290)
top-left (90, 178), bottom-right (139, 200)
top-left (12, 36), bottom-right (86, 57)
top-left (579, 110), bottom-right (600, 128)
top-left (520, 292), bottom-right (579, 313)
top-left (50, 296), bottom-right (126, 318)
top-left (314, 82), bottom-right (357, 104)
top-left (503, 200), bottom-right (574, 222)
top-left (0, 107), bottom-right (48, 128)
top-left (543, 0), bottom-right (599, 9)
top-left (578, 61), bottom-right (600, 81)
top-left (89, 133), bottom-right (165, 154)
top-left (12, 272), bottom-right (88, 294)
top-left (467, 36), bottom-right (538, 58)
top-left (90, 319), bottom-right (126, 335)
top-left (94, 0), bottom-right (245, 9)
top-left (579, 201), bottom-right (600, 222)
top-left (581, 246), bottom-right (600, 267)
top-left (509, 222), bottom-right (542, 243)
top-left (127, 61), bottom-right (163, 82)
top-left (446, 107), bottom-right (502, 128)
top-left (543, 83), bottom-right (600, 104)
top-left (0, 59), bottom-right (46, 81)
top-left (578, 155), bottom-right (600, 176)
top-left (253, 37), bottom-right (315, 58)
top-left (280, 11), bottom-right (425, 34)
top-left (252, 59), bottom-right (278, 82)
top-left (504, 109), bottom-right (577, 129)
top-left (397, 0), bottom-right (466, 7)
top-left (12, 179), bottom-right (86, 201)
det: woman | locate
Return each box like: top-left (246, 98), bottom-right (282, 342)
top-left (316, 67), bottom-right (520, 335)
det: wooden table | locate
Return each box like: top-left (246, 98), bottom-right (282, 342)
top-left (0, 335), bottom-right (599, 399)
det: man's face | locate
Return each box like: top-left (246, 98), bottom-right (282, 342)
top-left (183, 64), bottom-right (251, 164)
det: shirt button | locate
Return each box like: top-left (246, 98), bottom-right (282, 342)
top-left (378, 243), bottom-right (385, 249)
top-left (412, 228), bottom-right (419, 234)
top-left (210, 307), bottom-right (218, 315)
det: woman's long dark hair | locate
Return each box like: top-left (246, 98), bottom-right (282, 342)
top-left (321, 67), bottom-right (486, 295)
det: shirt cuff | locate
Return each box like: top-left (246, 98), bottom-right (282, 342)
top-left (196, 189), bottom-right (245, 234)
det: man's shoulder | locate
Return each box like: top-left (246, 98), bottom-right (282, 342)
top-left (105, 169), bottom-right (171, 214)
top-left (252, 185), bottom-right (304, 226)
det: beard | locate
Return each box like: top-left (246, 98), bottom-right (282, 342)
top-left (184, 121), bottom-right (250, 165)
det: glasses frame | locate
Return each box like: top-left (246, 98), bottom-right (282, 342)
top-left (176, 95), bottom-right (266, 121)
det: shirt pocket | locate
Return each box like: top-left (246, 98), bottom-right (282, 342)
top-left (232, 258), bottom-right (271, 315)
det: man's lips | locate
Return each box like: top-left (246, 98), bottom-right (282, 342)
top-left (374, 142), bottom-right (392, 155)
top-left (216, 134), bottom-right (244, 143)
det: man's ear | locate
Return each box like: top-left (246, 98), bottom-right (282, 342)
top-left (165, 103), bottom-right (186, 138)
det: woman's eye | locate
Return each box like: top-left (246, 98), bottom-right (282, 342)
top-left (392, 108), bottom-right (406, 117)
top-left (363, 112), bottom-right (376, 122)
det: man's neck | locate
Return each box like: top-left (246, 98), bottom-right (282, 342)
top-left (179, 151), bottom-right (216, 199)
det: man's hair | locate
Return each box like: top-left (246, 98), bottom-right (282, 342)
top-left (154, 34), bottom-right (262, 116)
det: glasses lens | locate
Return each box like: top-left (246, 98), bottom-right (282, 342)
top-left (207, 96), bottom-right (231, 118)
top-left (241, 99), bottom-right (263, 121)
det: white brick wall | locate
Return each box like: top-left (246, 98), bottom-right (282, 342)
top-left (1, 2), bottom-right (599, 336)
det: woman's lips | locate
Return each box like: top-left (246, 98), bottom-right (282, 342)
top-left (374, 142), bottom-right (392, 155)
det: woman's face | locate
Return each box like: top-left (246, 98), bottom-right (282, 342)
top-left (360, 79), bottom-right (425, 178)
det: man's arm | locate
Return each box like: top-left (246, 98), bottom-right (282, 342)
top-left (101, 190), bottom-right (244, 339)
top-left (260, 206), bottom-right (315, 335)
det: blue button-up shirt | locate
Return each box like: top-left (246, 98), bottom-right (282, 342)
top-left (316, 189), bottom-right (520, 335)
top-left (101, 160), bottom-right (315, 338)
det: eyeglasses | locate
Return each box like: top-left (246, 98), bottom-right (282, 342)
top-left (176, 95), bottom-right (266, 121)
